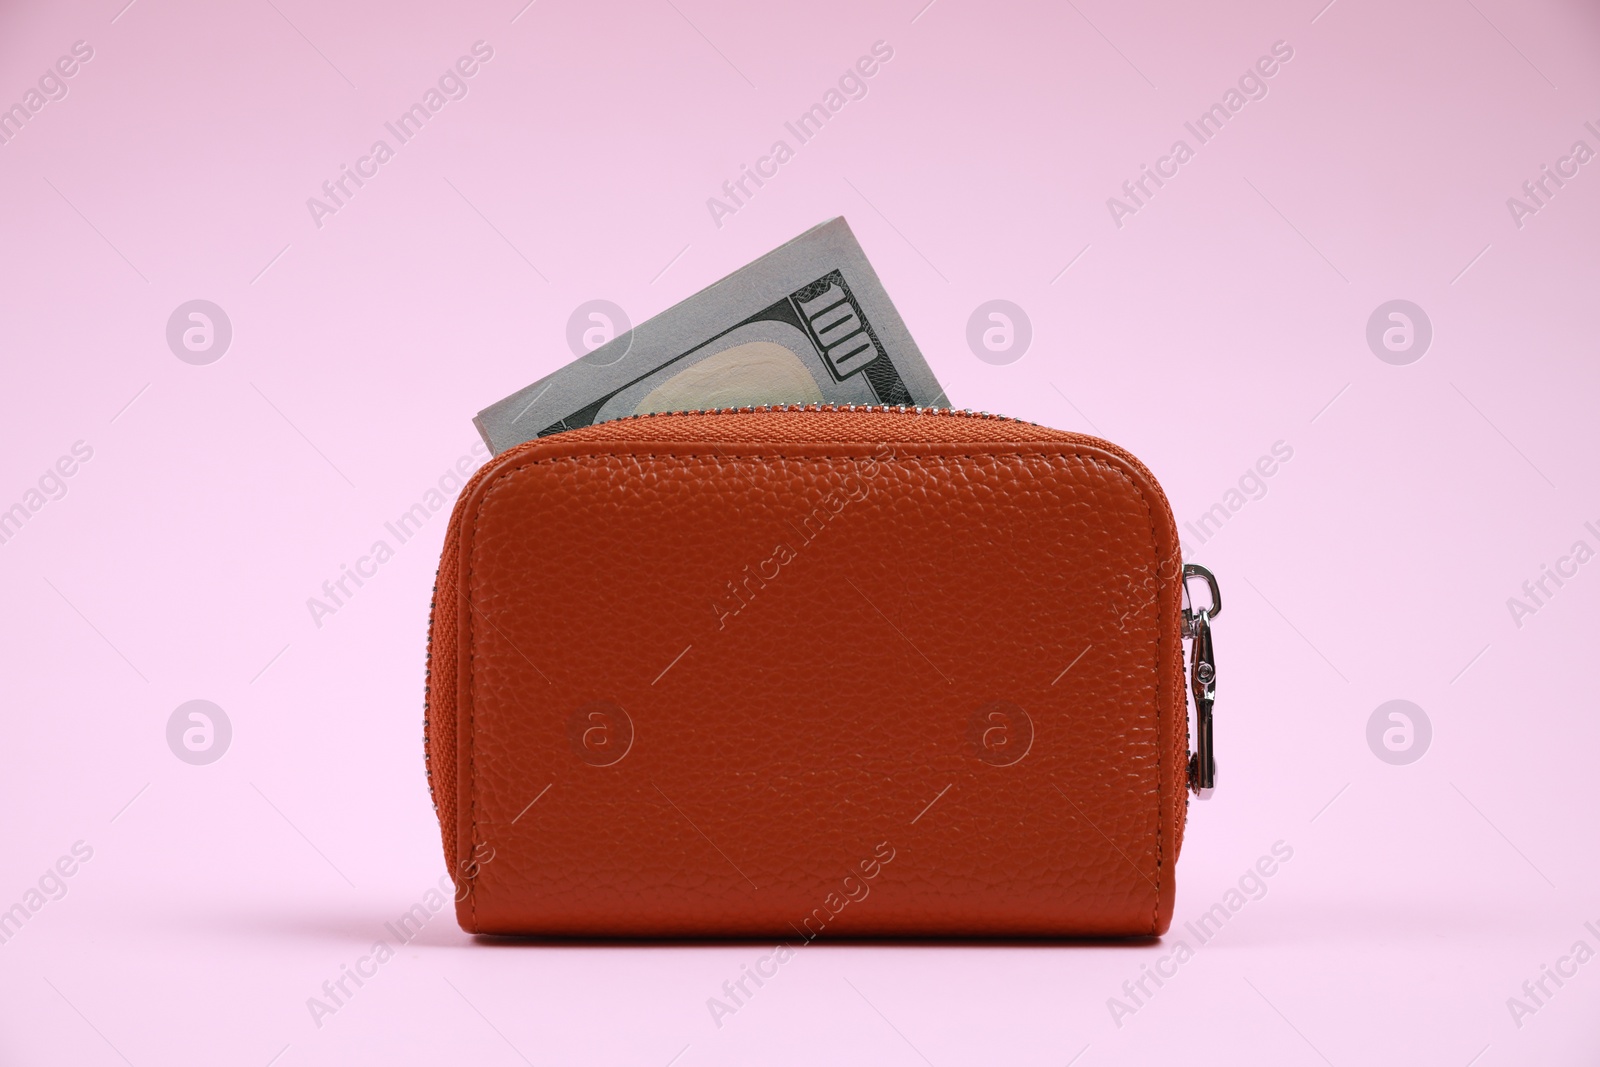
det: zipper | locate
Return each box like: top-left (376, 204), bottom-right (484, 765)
top-left (1181, 564), bottom-right (1221, 798)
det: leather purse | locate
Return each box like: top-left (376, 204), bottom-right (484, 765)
top-left (425, 405), bottom-right (1219, 938)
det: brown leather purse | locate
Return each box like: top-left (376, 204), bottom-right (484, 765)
top-left (425, 405), bottom-right (1219, 938)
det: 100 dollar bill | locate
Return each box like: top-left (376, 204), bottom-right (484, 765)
top-left (474, 217), bottom-right (949, 454)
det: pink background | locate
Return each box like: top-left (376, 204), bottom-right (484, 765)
top-left (2, 0), bottom-right (1598, 1062)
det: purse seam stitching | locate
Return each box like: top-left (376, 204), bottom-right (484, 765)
top-left (466, 447), bottom-right (1168, 932)
top-left (464, 530), bottom-right (482, 932)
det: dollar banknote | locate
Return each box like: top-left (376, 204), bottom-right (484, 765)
top-left (473, 217), bottom-right (950, 454)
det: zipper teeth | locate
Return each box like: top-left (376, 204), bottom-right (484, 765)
top-left (421, 403), bottom-right (1072, 816)
top-left (603, 403), bottom-right (1039, 428)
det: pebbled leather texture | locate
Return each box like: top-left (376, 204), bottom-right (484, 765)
top-left (426, 407), bottom-right (1188, 938)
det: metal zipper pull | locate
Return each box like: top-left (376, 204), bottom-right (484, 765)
top-left (1181, 564), bottom-right (1220, 799)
